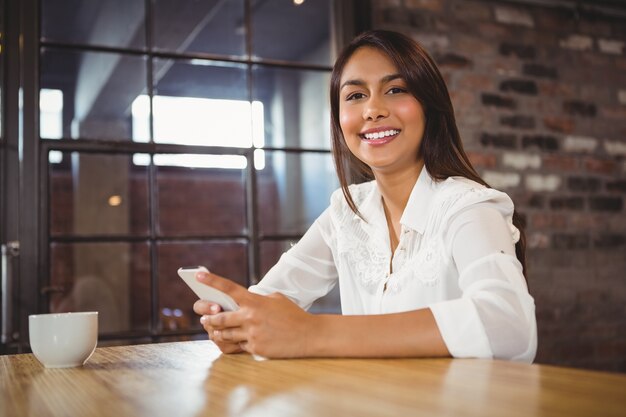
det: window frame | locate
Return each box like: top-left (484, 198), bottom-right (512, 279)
top-left (1, 0), bottom-right (370, 351)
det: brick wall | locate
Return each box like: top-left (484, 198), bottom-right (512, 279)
top-left (373, 0), bottom-right (626, 372)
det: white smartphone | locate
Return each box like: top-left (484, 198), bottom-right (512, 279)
top-left (177, 266), bottom-right (240, 311)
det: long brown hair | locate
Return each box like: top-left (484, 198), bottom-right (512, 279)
top-left (330, 30), bottom-right (527, 276)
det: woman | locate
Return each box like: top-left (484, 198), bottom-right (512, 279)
top-left (193, 30), bottom-right (537, 362)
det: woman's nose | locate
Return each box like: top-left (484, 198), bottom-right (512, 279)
top-left (363, 97), bottom-right (389, 121)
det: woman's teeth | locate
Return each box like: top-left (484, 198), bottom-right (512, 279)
top-left (362, 129), bottom-right (400, 140)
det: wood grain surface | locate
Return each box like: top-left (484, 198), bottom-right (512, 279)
top-left (1, 340), bottom-right (625, 417)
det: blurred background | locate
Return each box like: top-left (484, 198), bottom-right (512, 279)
top-left (1, 0), bottom-right (625, 373)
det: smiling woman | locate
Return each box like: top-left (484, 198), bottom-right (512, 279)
top-left (193, 30), bottom-right (537, 362)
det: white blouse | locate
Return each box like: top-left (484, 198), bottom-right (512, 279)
top-left (249, 167), bottom-right (537, 363)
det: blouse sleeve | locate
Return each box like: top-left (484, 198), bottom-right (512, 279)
top-left (428, 203), bottom-right (537, 363)
top-left (248, 209), bottom-right (339, 311)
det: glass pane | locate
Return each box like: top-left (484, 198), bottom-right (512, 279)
top-left (153, 0), bottom-right (245, 57)
top-left (252, 66), bottom-right (331, 149)
top-left (258, 151), bottom-right (337, 235)
top-left (50, 152), bottom-right (150, 237)
top-left (260, 240), bottom-right (341, 314)
top-left (49, 242), bottom-right (151, 334)
top-left (157, 241), bottom-right (248, 331)
top-left (251, 0), bottom-right (333, 66)
top-left (41, 0), bottom-right (145, 49)
top-left (40, 48), bottom-right (148, 141)
top-left (151, 58), bottom-right (248, 146)
top-left (156, 156), bottom-right (247, 236)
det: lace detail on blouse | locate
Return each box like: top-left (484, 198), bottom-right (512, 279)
top-left (336, 230), bottom-right (388, 292)
top-left (386, 236), bottom-right (445, 293)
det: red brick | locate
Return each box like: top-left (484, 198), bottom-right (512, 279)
top-left (600, 106), bottom-right (626, 119)
top-left (455, 36), bottom-right (495, 56)
top-left (489, 56), bottom-right (520, 75)
top-left (579, 19), bottom-right (613, 37)
top-left (616, 56), bottom-right (626, 71)
top-left (580, 51), bottom-right (613, 68)
top-left (523, 63), bottom-right (557, 79)
top-left (531, 213), bottom-right (567, 229)
top-left (511, 192), bottom-right (545, 209)
top-left (501, 115), bottom-right (535, 129)
top-left (607, 180), bottom-right (626, 193)
top-left (535, 9), bottom-right (576, 32)
top-left (594, 234), bottom-right (626, 249)
top-left (435, 53), bottom-right (472, 69)
top-left (500, 79), bottom-right (538, 95)
top-left (405, 0), bottom-right (443, 11)
top-left (456, 73), bottom-right (494, 91)
top-left (553, 233), bottom-right (590, 249)
top-left (543, 155), bottom-right (579, 171)
top-left (579, 85), bottom-right (613, 104)
top-left (481, 94), bottom-right (517, 110)
top-left (477, 22), bottom-right (510, 38)
top-left (550, 196), bottom-right (584, 211)
top-left (543, 116), bottom-right (575, 134)
top-left (499, 42), bottom-right (536, 59)
top-left (595, 341), bottom-right (626, 357)
top-left (450, 90), bottom-right (475, 110)
top-left (563, 100), bottom-right (597, 117)
top-left (584, 158), bottom-right (617, 175)
top-left (568, 213), bottom-right (610, 229)
top-left (534, 99), bottom-right (561, 115)
top-left (451, 1), bottom-right (491, 20)
top-left (589, 196), bottom-right (623, 212)
top-left (466, 151), bottom-right (497, 168)
top-left (376, 0), bottom-right (402, 7)
top-left (538, 81), bottom-right (576, 97)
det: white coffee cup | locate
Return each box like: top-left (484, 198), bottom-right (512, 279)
top-left (29, 311), bottom-right (98, 368)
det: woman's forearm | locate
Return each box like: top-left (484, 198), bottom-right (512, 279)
top-left (307, 308), bottom-right (451, 358)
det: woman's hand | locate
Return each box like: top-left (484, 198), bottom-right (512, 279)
top-left (193, 300), bottom-right (243, 354)
top-left (192, 272), bottom-right (316, 358)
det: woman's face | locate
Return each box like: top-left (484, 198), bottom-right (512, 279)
top-left (338, 47), bottom-right (425, 176)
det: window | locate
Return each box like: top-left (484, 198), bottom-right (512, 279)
top-left (131, 95), bottom-right (264, 169)
top-left (35, 0), bottom-right (350, 345)
top-left (40, 88), bottom-right (63, 163)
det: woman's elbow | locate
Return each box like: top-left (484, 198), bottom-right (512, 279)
top-left (476, 299), bottom-right (537, 363)
top-left (490, 312), bottom-right (537, 363)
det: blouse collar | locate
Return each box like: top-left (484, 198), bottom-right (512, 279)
top-left (356, 165), bottom-right (438, 235)
top-left (400, 165), bottom-right (437, 235)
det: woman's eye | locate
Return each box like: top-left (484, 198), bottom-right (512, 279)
top-left (388, 87), bottom-right (407, 95)
top-left (346, 92), bottom-right (366, 101)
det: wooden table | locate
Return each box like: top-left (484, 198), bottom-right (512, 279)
top-left (1, 340), bottom-right (625, 417)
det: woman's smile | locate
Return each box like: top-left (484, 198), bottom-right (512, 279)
top-left (359, 127), bottom-right (401, 145)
